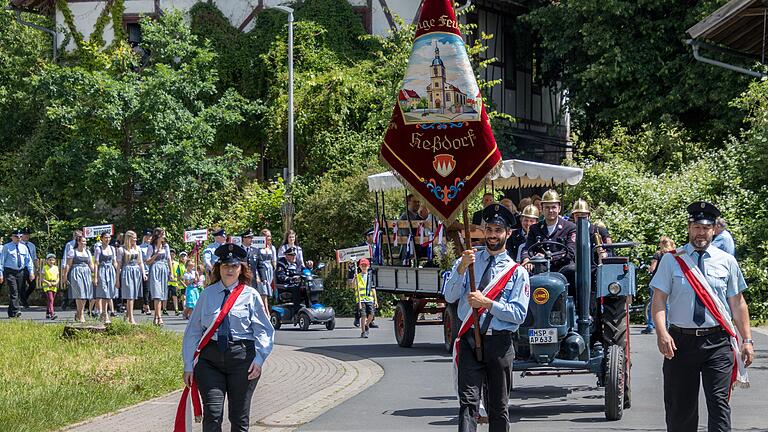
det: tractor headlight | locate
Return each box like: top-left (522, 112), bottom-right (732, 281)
top-left (608, 282), bottom-right (622, 296)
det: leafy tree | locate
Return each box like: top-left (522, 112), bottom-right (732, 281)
top-left (524, 0), bottom-right (750, 142)
top-left (5, 11), bottom-right (260, 248)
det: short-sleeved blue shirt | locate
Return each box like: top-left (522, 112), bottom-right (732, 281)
top-left (649, 243), bottom-right (746, 328)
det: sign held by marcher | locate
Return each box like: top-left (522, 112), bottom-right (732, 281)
top-left (336, 245), bottom-right (372, 263)
top-left (83, 224), bottom-right (114, 239)
top-left (184, 229), bottom-right (208, 243)
top-left (254, 236), bottom-right (267, 248)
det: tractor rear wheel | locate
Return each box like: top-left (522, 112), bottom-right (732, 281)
top-left (443, 302), bottom-right (460, 353)
top-left (394, 300), bottom-right (416, 348)
top-left (603, 296), bottom-right (632, 409)
top-left (602, 296), bottom-right (628, 348)
top-left (604, 344), bottom-right (625, 421)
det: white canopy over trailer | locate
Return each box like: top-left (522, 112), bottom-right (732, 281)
top-left (367, 159), bottom-right (584, 192)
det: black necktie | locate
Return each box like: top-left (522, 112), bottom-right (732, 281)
top-left (478, 255), bottom-right (495, 289)
top-left (478, 255), bottom-right (495, 334)
top-left (16, 245), bottom-right (21, 268)
top-left (217, 289), bottom-right (231, 352)
top-left (693, 252), bottom-right (706, 326)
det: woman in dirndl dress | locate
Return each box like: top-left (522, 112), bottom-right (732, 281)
top-left (117, 230), bottom-right (147, 325)
top-left (65, 234), bottom-right (94, 323)
top-left (144, 228), bottom-right (175, 326)
top-left (259, 229), bottom-right (277, 300)
top-left (94, 232), bottom-right (118, 324)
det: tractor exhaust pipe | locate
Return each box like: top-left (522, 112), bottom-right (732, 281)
top-left (575, 218), bottom-right (591, 360)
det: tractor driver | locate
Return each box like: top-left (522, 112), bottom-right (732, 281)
top-left (521, 190), bottom-right (577, 288)
top-left (276, 247), bottom-right (305, 311)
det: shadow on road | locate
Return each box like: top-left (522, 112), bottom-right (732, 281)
top-left (295, 343), bottom-right (450, 360)
top-left (509, 402), bottom-right (604, 423)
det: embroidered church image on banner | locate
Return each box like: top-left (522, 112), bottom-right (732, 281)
top-left (381, 0), bottom-right (500, 222)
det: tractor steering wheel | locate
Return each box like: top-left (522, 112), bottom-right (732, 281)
top-left (526, 240), bottom-right (573, 261)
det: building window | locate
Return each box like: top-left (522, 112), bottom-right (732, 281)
top-left (446, 94), bottom-right (451, 102)
top-left (127, 22), bottom-right (142, 46)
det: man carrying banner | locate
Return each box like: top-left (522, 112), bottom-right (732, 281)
top-left (444, 204), bottom-right (530, 432)
top-left (650, 201), bottom-right (753, 432)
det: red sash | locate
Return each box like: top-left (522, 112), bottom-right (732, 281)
top-left (672, 255), bottom-right (747, 393)
top-left (174, 283), bottom-right (246, 432)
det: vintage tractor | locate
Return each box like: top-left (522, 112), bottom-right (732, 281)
top-left (514, 217), bottom-right (635, 421)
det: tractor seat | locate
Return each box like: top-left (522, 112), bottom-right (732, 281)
top-left (602, 257), bottom-right (629, 264)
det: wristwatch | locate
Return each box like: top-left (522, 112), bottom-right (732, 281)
top-left (743, 338), bottom-right (754, 346)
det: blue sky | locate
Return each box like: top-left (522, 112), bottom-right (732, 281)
top-left (401, 33), bottom-right (479, 100)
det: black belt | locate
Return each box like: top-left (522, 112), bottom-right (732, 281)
top-left (670, 325), bottom-right (724, 337)
top-left (207, 339), bottom-right (254, 348)
top-left (2, 267), bottom-right (22, 273)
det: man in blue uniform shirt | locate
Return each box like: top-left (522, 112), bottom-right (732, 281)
top-left (0, 229), bottom-right (36, 318)
top-left (20, 227), bottom-right (38, 308)
top-left (650, 201), bottom-right (753, 432)
top-left (712, 217), bottom-right (736, 256)
top-left (444, 204), bottom-right (530, 432)
top-left (203, 228), bottom-right (227, 276)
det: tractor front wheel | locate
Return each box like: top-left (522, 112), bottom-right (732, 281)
top-left (604, 344), bottom-right (625, 421)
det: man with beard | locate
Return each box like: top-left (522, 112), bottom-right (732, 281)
top-left (444, 204), bottom-right (530, 432)
top-left (650, 201), bottom-right (753, 432)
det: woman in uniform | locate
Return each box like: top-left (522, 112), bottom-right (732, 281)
top-left (93, 232), bottom-right (118, 324)
top-left (182, 244), bottom-right (275, 432)
top-left (145, 228), bottom-right (174, 326)
top-left (64, 234), bottom-right (94, 323)
top-left (117, 230), bottom-right (147, 325)
top-left (258, 229), bottom-right (277, 304)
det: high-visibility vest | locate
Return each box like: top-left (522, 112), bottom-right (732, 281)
top-left (356, 273), bottom-right (374, 303)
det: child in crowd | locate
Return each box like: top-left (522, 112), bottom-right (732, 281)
top-left (182, 260), bottom-right (198, 319)
top-left (641, 236), bottom-right (676, 334)
top-left (42, 253), bottom-right (60, 320)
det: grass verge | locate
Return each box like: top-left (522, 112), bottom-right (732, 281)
top-left (0, 319), bottom-right (182, 432)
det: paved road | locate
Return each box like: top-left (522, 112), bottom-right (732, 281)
top-left (272, 317), bottom-right (768, 432)
top-left (8, 306), bottom-right (768, 431)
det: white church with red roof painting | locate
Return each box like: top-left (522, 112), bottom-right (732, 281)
top-left (399, 35), bottom-right (481, 124)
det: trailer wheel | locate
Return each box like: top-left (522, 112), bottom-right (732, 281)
top-left (394, 300), bottom-right (416, 348)
top-left (298, 312), bottom-right (311, 331)
top-left (270, 311), bottom-right (282, 330)
top-left (443, 303), bottom-right (460, 353)
top-left (604, 344), bottom-right (625, 421)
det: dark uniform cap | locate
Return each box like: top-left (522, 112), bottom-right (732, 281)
top-left (143, 228), bottom-right (153, 236)
top-left (482, 204), bottom-right (515, 228)
top-left (212, 228), bottom-right (226, 237)
top-left (22, 227), bottom-right (30, 235)
top-left (240, 228), bottom-right (254, 238)
top-left (687, 201), bottom-right (720, 225)
top-left (11, 228), bottom-right (24, 236)
top-left (283, 246), bottom-right (297, 255)
top-left (214, 243), bottom-right (247, 265)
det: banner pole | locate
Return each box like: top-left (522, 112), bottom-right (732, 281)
top-left (463, 205), bottom-right (483, 362)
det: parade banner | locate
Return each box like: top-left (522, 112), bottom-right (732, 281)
top-left (83, 224), bottom-right (114, 239)
top-left (184, 229), bottom-right (208, 243)
top-left (336, 245), bottom-right (373, 264)
top-left (380, 0), bottom-right (501, 222)
top-left (253, 236), bottom-right (267, 248)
